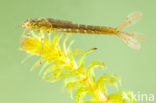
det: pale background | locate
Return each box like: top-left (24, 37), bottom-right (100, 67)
top-left (0, 0), bottom-right (155, 103)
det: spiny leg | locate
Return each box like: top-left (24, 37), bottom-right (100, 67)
top-left (62, 32), bottom-right (72, 55)
top-left (45, 31), bottom-right (51, 41)
top-left (38, 30), bottom-right (44, 64)
top-left (21, 29), bottom-right (32, 37)
top-left (26, 29), bottom-right (33, 37)
top-left (21, 54), bottom-right (32, 64)
top-left (22, 29), bottom-right (26, 36)
top-left (60, 32), bottom-right (66, 44)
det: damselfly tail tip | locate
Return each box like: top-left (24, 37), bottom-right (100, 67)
top-left (117, 32), bottom-right (146, 50)
top-left (115, 11), bottom-right (145, 49)
top-left (116, 11), bottom-right (143, 31)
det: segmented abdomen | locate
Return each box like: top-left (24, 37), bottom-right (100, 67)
top-left (57, 24), bottom-right (115, 34)
top-left (33, 18), bottom-right (116, 34)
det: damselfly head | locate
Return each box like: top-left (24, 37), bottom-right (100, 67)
top-left (22, 18), bottom-right (32, 29)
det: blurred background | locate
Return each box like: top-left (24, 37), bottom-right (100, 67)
top-left (0, 0), bottom-right (155, 103)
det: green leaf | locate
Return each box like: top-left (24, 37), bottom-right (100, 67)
top-left (77, 63), bottom-right (86, 74)
top-left (86, 60), bottom-right (106, 82)
top-left (87, 61), bottom-right (106, 70)
top-left (77, 48), bottom-right (97, 67)
top-left (96, 74), bottom-right (121, 91)
top-left (46, 69), bottom-right (73, 82)
top-left (75, 86), bottom-right (88, 103)
top-left (67, 40), bottom-right (74, 54)
top-left (63, 77), bottom-right (81, 98)
top-left (84, 100), bottom-right (99, 103)
top-left (72, 49), bottom-right (84, 56)
top-left (39, 61), bottom-right (50, 76)
top-left (52, 33), bottom-right (59, 44)
top-left (41, 64), bottom-right (57, 79)
top-left (63, 34), bottom-right (71, 55)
